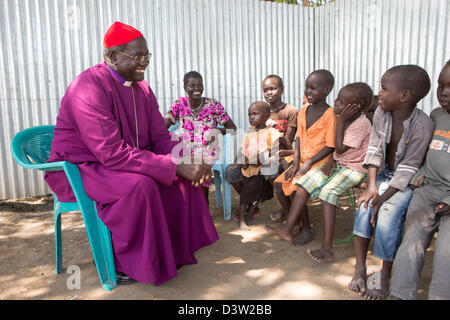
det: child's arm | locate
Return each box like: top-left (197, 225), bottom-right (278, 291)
top-left (435, 203), bottom-right (450, 216)
top-left (285, 139), bottom-right (301, 180)
top-left (356, 165), bottom-right (378, 210)
top-left (335, 104), bottom-right (361, 154)
top-left (275, 136), bottom-right (294, 158)
top-left (321, 155), bottom-right (337, 176)
top-left (218, 118), bottom-right (237, 135)
top-left (284, 127), bottom-right (297, 145)
top-left (368, 186), bottom-right (399, 227)
top-left (298, 146), bottom-right (334, 175)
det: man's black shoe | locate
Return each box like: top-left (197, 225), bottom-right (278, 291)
top-left (115, 271), bottom-right (137, 285)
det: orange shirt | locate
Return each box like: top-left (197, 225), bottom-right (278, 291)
top-left (275, 105), bottom-right (337, 195)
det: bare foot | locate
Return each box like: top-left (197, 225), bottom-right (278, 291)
top-left (239, 220), bottom-right (251, 230)
top-left (264, 225), bottom-right (292, 241)
top-left (364, 288), bottom-right (389, 300)
top-left (291, 226), bottom-right (314, 246)
top-left (238, 212), bottom-right (251, 230)
top-left (348, 266), bottom-right (367, 295)
top-left (307, 248), bottom-right (334, 264)
top-left (363, 273), bottom-right (390, 300)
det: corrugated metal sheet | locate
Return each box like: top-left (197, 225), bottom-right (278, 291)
top-left (315, 0), bottom-right (450, 110)
top-left (1, 0), bottom-right (449, 199)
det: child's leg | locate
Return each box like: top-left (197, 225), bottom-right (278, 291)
top-left (264, 187), bottom-right (309, 242)
top-left (273, 182), bottom-right (291, 219)
top-left (363, 185), bottom-right (413, 300)
top-left (349, 171), bottom-right (387, 294)
top-left (307, 201), bottom-right (336, 263)
top-left (429, 215), bottom-right (450, 300)
top-left (308, 167), bottom-right (367, 262)
top-left (350, 204), bottom-right (374, 294)
top-left (268, 178), bottom-right (285, 221)
top-left (225, 164), bottom-right (242, 193)
top-left (391, 185), bottom-right (441, 300)
top-left (238, 203), bottom-right (250, 230)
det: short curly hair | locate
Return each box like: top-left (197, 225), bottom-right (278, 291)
top-left (341, 82), bottom-right (374, 113)
top-left (183, 71), bottom-right (203, 86)
top-left (263, 74), bottom-right (284, 89)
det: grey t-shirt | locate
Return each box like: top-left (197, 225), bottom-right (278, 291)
top-left (413, 107), bottom-right (450, 204)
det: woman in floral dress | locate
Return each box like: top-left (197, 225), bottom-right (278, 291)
top-left (165, 71), bottom-right (237, 205)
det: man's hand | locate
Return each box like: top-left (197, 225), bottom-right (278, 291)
top-left (176, 163), bottom-right (212, 187)
top-left (435, 203), bottom-right (450, 216)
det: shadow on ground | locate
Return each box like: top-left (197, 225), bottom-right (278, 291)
top-left (0, 189), bottom-right (434, 300)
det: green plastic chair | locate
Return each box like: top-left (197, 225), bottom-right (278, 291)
top-left (10, 125), bottom-right (117, 291)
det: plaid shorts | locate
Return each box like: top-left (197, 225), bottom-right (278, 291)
top-left (294, 164), bottom-right (366, 207)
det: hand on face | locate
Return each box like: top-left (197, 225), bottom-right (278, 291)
top-left (339, 104), bottom-right (361, 121)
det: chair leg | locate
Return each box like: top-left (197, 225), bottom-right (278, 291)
top-left (78, 200), bottom-right (117, 291)
top-left (222, 177), bottom-right (232, 220)
top-left (54, 208), bottom-right (63, 274)
top-left (63, 163), bottom-right (117, 291)
top-left (214, 170), bottom-right (222, 208)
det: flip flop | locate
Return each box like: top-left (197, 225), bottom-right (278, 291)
top-left (291, 227), bottom-right (314, 246)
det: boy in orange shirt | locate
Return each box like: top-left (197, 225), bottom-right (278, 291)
top-left (265, 70), bottom-right (337, 245)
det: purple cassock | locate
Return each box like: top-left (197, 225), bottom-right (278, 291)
top-left (45, 62), bottom-right (219, 285)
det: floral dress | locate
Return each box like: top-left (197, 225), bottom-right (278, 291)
top-left (165, 96), bottom-right (231, 187)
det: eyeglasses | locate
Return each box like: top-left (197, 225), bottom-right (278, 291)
top-left (117, 50), bottom-right (151, 63)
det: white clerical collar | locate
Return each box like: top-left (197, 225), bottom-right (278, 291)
top-left (105, 63), bottom-right (133, 87)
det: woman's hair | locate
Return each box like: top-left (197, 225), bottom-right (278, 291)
top-left (263, 74), bottom-right (284, 89)
top-left (342, 82), bottom-right (374, 112)
top-left (183, 71), bottom-right (203, 85)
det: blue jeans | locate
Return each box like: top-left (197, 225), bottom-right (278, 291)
top-left (353, 169), bottom-right (413, 261)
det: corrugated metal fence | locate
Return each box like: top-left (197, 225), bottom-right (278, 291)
top-left (1, 0), bottom-right (449, 199)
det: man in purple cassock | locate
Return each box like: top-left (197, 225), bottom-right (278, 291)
top-left (44, 21), bottom-right (219, 285)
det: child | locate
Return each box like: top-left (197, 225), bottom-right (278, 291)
top-left (165, 71), bottom-right (237, 205)
top-left (390, 60), bottom-right (450, 300)
top-left (238, 101), bottom-right (291, 230)
top-left (265, 70), bottom-right (337, 245)
top-left (225, 75), bottom-right (297, 220)
top-left (292, 82), bottom-right (373, 264)
top-left (348, 65), bottom-right (434, 300)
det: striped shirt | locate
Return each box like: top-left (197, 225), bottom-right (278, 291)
top-left (363, 106), bottom-right (434, 192)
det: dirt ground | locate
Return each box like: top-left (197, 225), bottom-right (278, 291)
top-left (0, 186), bottom-right (436, 300)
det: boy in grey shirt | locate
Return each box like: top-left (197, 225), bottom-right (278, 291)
top-left (391, 60), bottom-right (450, 300)
top-left (348, 65), bottom-right (434, 300)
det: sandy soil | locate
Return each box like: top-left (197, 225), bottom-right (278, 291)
top-left (0, 187), bottom-right (435, 300)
